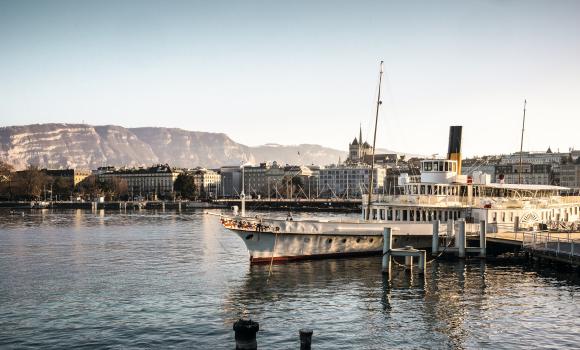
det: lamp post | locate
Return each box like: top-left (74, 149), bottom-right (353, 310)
top-left (240, 163), bottom-right (246, 217)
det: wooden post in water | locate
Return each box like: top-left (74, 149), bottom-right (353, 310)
top-left (299, 328), bottom-right (313, 350)
top-left (233, 319), bottom-right (259, 350)
top-left (458, 220), bottom-right (466, 258)
top-left (382, 227), bottom-right (392, 275)
top-left (479, 220), bottom-right (487, 257)
top-left (432, 220), bottom-right (440, 255)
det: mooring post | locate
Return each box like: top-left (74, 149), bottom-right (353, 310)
top-left (479, 220), bottom-right (487, 258)
top-left (448, 219), bottom-right (455, 247)
top-left (233, 319), bottom-right (259, 350)
top-left (418, 250), bottom-right (426, 275)
top-left (382, 227), bottom-right (392, 275)
top-left (432, 220), bottom-right (440, 255)
top-left (299, 328), bottom-right (313, 350)
top-left (458, 220), bottom-right (466, 258)
top-left (404, 246), bottom-right (414, 271)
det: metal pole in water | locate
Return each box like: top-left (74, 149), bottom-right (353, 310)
top-left (382, 227), bottom-right (392, 275)
top-left (432, 220), bottom-right (440, 255)
top-left (233, 319), bottom-right (259, 350)
top-left (299, 329), bottom-right (313, 350)
top-left (404, 246), bottom-right (413, 273)
top-left (418, 250), bottom-right (426, 275)
top-left (448, 219), bottom-right (455, 247)
top-left (479, 220), bottom-right (487, 257)
top-left (458, 220), bottom-right (466, 258)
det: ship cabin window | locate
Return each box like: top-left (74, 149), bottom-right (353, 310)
top-left (373, 209), bottom-right (378, 220)
top-left (395, 210), bottom-right (400, 221)
top-left (380, 209), bottom-right (385, 220)
top-left (423, 162), bottom-right (433, 171)
top-left (403, 210), bottom-right (408, 221)
top-left (387, 208), bottom-right (393, 221)
top-left (501, 212), bottom-right (506, 222)
top-left (410, 210), bottom-right (415, 221)
top-left (510, 212), bottom-right (514, 222)
top-left (420, 185), bottom-right (426, 195)
top-left (428, 185), bottom-right (433, 195)
top-left (492, 212), bottom-right (497, 222)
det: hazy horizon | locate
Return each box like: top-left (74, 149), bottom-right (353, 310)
top-left (1, 0), bottom-right (579, 157)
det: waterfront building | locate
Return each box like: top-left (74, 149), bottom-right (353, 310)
top-left (499, 148), bottom-right (568, 166)
top-left (192, 168), bottom-right (221, 198)
top-left (97, 164), bottom-right (180, 199)
top-left (561, 161), bottom-right (580, 189)
top-left (220, 166), bottom-right (242, 198)
top-left (243, 163), bottom-right (271, 198)
top-left (318, 165), bottom-right (385, 198)
top-left (264, 162), bottom-right (285, 198)
top-left (42, 168), bottom-right (91, 187)
top-left (461, 156), bottom-right (500, 179)
top-left (494, 163), bottom-right (553, 185)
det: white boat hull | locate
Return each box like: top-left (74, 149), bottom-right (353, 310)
top-left (223, 217), bottom-right (436, 263)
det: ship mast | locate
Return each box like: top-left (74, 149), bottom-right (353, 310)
top-left (366, 60), bottom-right (384, 220)
top-left (518, 99), bottom-right (527, 184)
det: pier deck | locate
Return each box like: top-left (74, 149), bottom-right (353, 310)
top-left (487, 231), bottom-right (580, 267)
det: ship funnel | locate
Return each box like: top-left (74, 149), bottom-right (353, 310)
top-left (447, 126), bottom-right (463, 175)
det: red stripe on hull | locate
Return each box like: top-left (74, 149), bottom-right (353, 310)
top-left (250, 250), bottom-right (383, 264)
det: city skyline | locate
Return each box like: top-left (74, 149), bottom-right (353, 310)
top-left (1, 0), bottom-right (579, 157)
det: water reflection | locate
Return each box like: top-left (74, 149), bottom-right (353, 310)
top-left (1, 209), bottom-right (579, 349)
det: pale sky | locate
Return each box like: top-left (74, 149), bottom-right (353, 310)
top-left (1, 0), bottom-right (579, 157)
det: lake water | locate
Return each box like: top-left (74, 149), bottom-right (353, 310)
top-left (1, 209), bottom-right (579, 349)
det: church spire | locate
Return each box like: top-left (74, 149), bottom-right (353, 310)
top-left (359, 123), bottom-right (362, 144)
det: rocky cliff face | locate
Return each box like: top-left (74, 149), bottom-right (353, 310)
top-left (0, 124), bottom-right (349, 170)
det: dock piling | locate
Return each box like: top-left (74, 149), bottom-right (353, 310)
top-left (233, 319), bottom-right (259, 350)
top-left (382, 227), bottom-right (392, 275)
top-left (432, 220), bottom-right (440, 254)
top-left (447, 219), bottom-right (455, 246)
top-left (479, 220), bottom-right (487, 257)
top-left (418, 250), bottom-right (426, 273)
top-left (299, 328), bottom-right (313, 350)
top-left (458, 220), bottom-right (466, 258)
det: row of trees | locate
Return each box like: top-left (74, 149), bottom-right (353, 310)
top-left (0, 162), bottom-right (129, 201)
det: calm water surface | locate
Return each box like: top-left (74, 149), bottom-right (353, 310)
top-left (0, 209), bottom-right (579, 349)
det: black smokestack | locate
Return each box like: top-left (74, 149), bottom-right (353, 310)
top-left (447, 126), bottom-right (463, 174)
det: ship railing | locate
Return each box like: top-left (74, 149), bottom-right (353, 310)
top-left (556, 196), bottom-right (580, 204)
top-left (371, 194), bottom-right (469, 206)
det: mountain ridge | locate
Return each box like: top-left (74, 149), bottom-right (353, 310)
top-left (0, 123), bottom-right (407, 170)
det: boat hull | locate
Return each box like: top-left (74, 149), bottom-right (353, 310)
top-left (230, 228), bottom-right (432, 264)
